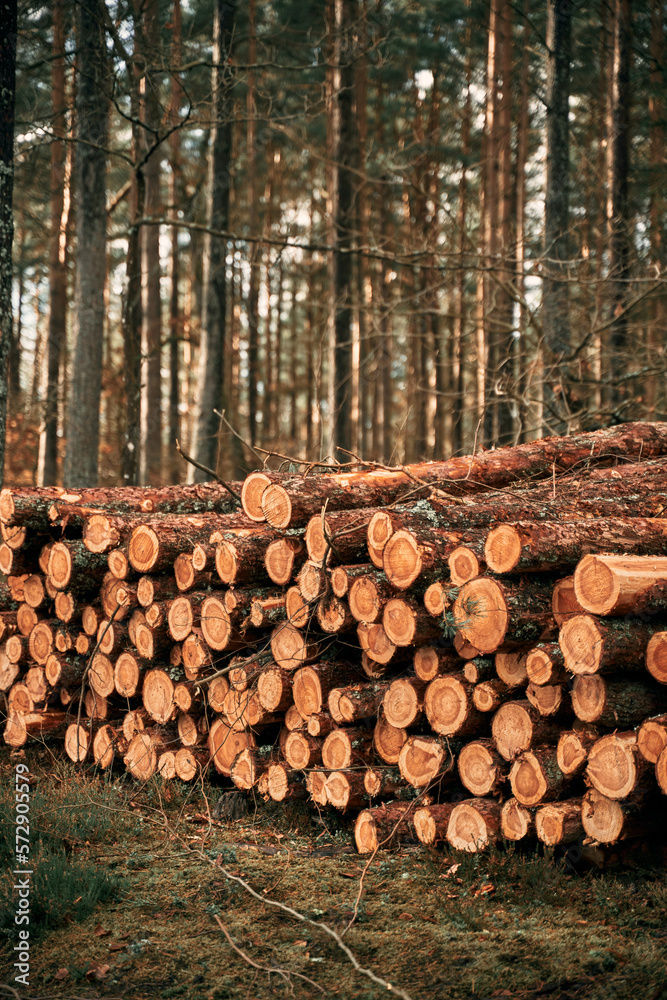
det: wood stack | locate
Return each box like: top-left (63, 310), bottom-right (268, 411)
top-left (3, 422), bottom-right (667, 856)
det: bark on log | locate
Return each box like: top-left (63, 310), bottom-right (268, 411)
top-left (571, 675), bottom-right (667, 726)
top-left (293, 662), bottom-right (362, 717)
top-left (4, 710), bottom-right (67, 747)
top-left (316, 593), bottom-right (355, 634)
top-left (355, 802), bottom-right (417, 853)
top-left (574, 554), bottom-right (667, 616)
top-left (453, 577), bottom-right (554, 654)
top-left (535, 799), bottom-right (584, 846)
top-left (446, 798), bottom-right (501, 852)
top-left (491, 700), bottom-right (561, 761)
top-left (383, 597), bottom-right (442, 647)
top-left (267, 763), bottom-right (307, 802)
top-left (500, 797), bottom-right (535, 841)
top-left (525, 642), bottom-right (567, 685)
top-left (325, 770), bottom-right (369, 811)
top-left (458, 739), bottom-right (508, 796)
top-left (414, 646), bottom-right (462, 682)
top-left (330, 682), bottom-right (389, 723)
top-left (414, 803), bottom-right (456, 844)
top-left (249, 593), bottom-right (287, 629)
top-left (509, 747), bottom-right (569, 806)
top-left (322, 726), bottom-right (373, 769)
top-left (586, 732), bottom-right (652, 799)
top-left (581, 788), bottom-right (653, 843)
top-left (560, 614), bottom-right (660, 675)
top-left (424, 674), bottom-right (484, 737)
top-left (129, 515), bottom-right (248, 574)
top-left (305, 508), bottom-right (378, 566)
top-left (552, 575), bottom-right (587, 626)
top-left (48, 541), bottom-right (108, 592)
top-left (215, 531), bottom-right (276, 585)
top-left (284, 731), bottom-right (322, 769)
top-left (228, 651), bottom-right (273, 691)
top-left (383, 527), bottom-right (482, 590)
top-left (382, 677), bottom-right (426, 728)
top-left (646, 632), bottom-right (667, 685)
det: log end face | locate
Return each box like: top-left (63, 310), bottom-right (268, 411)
top-left (0, 489), bottom-right (15, 524)
top-left (367, 511), bottom-right (394, 557)
top-left (200, 596), bottom-right (229, 650)
top-left (448, 548), bottom-right (482, 586)
top-left (646, 632), bottom-right (667, 685)
top-left (586, 735), bottom-right (637, 799)
top-left (355, 810), bottom-right (378, 854)
top-left (581, 789), bottom-right (624, 843)
top-left (84, 514), bottom-right (116, 553)
top-left (261, 484), bottom-right (291, 528)
top-left (454, 578), bottom-right (508, 654)
top-left (571, 674), bottom-right (606, 723)
top-left (485, 525), bottom-right (522, 574)
top-left (304, 516), bottom-right (327, 563)
top-left (349, 578), bottom-right (381, 622)
top-left (559, 615), bottom-right (602, 675)
top-left (129, 526), bottom-right (160, 573)
top-left (383, 531), bottom-right (421, 590)
top-left (241, 473), bottom-right (272, 522)
top-left (47, 542), bottom-right (72, 590)
top-left (574, 554), bottom-right (618, 616)
top-left (215, 541), bottom-right (238, 584)
top-left (509, 752), bottom-right (547, 807)
top-left (500, 797), bottom-right (533, 841)
top-left (383, 598), bottom-right (416, 647)
top-left (424, 675), bottom-right (468, 735)
top-left (447, 800), bottom-right (492, 852)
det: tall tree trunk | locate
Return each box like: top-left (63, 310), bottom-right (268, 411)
top-left (0, 0), bottom-right (17, 488)
top-left (332, 0), bottom-right (358, 456)
top-left (246, 0), bottom-right (260, 448)
top-left (543, 0), bottom-right (572, 376)
top-left (141, 0), bottom-right (163, 485)
top-left (647, 0), bottom-right (665, 417)
top-left (189, 0), bottom-right (237, 482)
top-left (608, 0), bottom-right (632, 410)
top-left (64, 0), bottom-right (107, 486)
top-left (168, 0), bottom-right (182, 483)
top-left (39, 0), bottom-right (68, 486)
top-left (483, 0), bottom-right (500, 447)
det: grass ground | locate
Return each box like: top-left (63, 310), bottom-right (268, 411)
top-left (1, 743), bottom-right (667, 1000)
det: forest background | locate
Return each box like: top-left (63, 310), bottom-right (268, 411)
top-left (0, 0), bottom-right (663, 490)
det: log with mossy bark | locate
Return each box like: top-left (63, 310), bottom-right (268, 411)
top-left (453, 576), bottom-right (555, 655)
top-left (571, 674), bottom-right (667, 727)
top-left (559, 614), bottom-right (661, 675)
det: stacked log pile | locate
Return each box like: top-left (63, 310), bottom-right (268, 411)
top-left (3, 422), bottom-right (667, 856)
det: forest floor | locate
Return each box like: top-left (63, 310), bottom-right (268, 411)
top-left (1, 744), bottom-right (667, 1000)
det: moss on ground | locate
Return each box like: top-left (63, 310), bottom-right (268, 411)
top-left (0, 745), bottom-right (666, 1000)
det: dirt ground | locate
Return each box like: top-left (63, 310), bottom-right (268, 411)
top-left (1, 744), bottom-right (667, 1000)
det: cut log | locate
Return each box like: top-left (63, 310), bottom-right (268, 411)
top-left (84, 689), bottom-right (109, 719)
top-left (637, 714), bottom-right (667, 763)
top-left (231, 746), bottom-right (275, 789)
top-left (552, 575), bottom-right (587, 626)
top-left (173, 681), bottom-right (203, 714)
top-left (107, 548), bottom-right (131, 580)
top-left (175, 747), bottom-right (209, 781)
top-left (646, 632), bottom-right (667, 685)
top-left (306, 507), bottom-right (378, 567)
top-left (382, 677), bottom-right (425, 728)
top-left (285, 587), bottom-right (311, 629)
top-left (373, 712), bottom-right (408, 764)
top-left (364, 766), bottom-right (404, 798)
top-left (54, 592), bottom-right (77, 624)
top-left (256, 664), bottom-right (293, 713)
top-left (223, 688), bottom-right (278, 732)
top-left (192, 542), bottom-right (216, 573)
top-left (357, 623), bottom-right (400, 666)
top-left (0, 653), bottom-right (19, 692)
top-left (4, 710), bottom-right (66, 747)
top-left (307, 712), bottom-right (338, 737)
top-left (100, 572), bottom-right (134, 620)
top-left (228, 651), bottom-right (273, 691)
top-left (8, 684), bottom-right (35, 714)
top-left (285, 704), bottom-right (305, 730)
top-left (322, 726), bottom-right (373, 769)
top-left (325, 770), bottom-right (368, 811)
top-left (124, 730), bottom-right (163, 780)
top-left (215, 531), bottom-right (276, 585)
top-left (208, 717), bottom-right (256, 776)
top-left (121, 708), bottom-right (149, 741)
top-left (249, 593), bottom-right (287, 629)
top-left (0, 610), bottom-right (18, 641)
top-left (168, 592), bottom-right (208, 643)
top-left (23, 574), bottom-right (47, 609)
top-left (581, 788), bottom-right (651, 843)
top-left (525, 642), bottom-right (567, 685)
top-left (264, 538), bottom-right (307, 586)
top-left (182, 629), bottom-right (213, 678)
top-left (446, 798), bottom-right (501, 852)
top-left (398, 735), bottom-right (456, 787)
top-left (331, 563), bottom-right (374, 598)
top-left (305, 768), bottom-right (329, 806)
top-left (241, 471), bottom-right (277, 521)
top-left (96, 619), bottom-right (128, 656)
top-left (316, 593), bottom-right (355, 634)
top-left (142, 668), bottom-right (178, 724)
top-left (174, 552), bottom-right (211, 593)
top-left (414, 803), bottom-right (457, 845)
top-left (458, 739), bottom-right (507, 796)
top-left (330, 681), bottom-right (389, 723)
top-left (5, 634), bottom-right (26, 665)
top-left (535, 799), bottom-right (584, 846)
top-left (199, 595), bottom-right (231, 651)
top-left (75, 633), bottom-right (91, 656)
top-left (424, 674), bottom-right (483, 737)
top-left (526, 682), bottom-right (568, 717)
top-left (383, 597), bottom-right (441, 647)
top-left (82, 604), bottom-right (102, 636)
top-left (586, 732), bottom-right (652, 799)
top-left (93, 725), bottom-right (128, 769)
top-left (485, 518), bottom-right (667, 576)
top-left (556, 724), bottom-right (601, 776)
top-left (65, 721), bottom-right (94, 762)
top-left (87, 652), bottom-right (115, 698)
top-left (28, 621), bottom-right (55, 665)
top-left (453, 577), bottom-right (554, 654)
top-left (413, 646), bottom-right (461, 682)
top-left (455, 635), bottom-right (480, 660)
top-left (571, 675), bottom-right (667, 727)
top-left (348, 572), bottom-right (394, 623)
top-left (48, 541), bottom-right (108, 592)
top-left (473, 679), bottom-right (512, 714)
top-left (136, 575), bottom-right (180, 607)
top-left (491, 700), bottom-right (561, 761)
top-left (297, 560), bottom-right (327, 602)
top-left (354, 802), bottom-right (416, 853)
top-left (134, 622), bottom-right (171, 661)
top-left (509, 747), bottom-right (568, 806)
top-left (114, 651), bottom-right (147, 698)
top-left (17, 603), bottom-right (39, 637)
top-left (383, 527), bottom-right (479, 590)
top-left (560, 614), bottom-right (659, 675)
top-left (500, 797), bottom-right (535, 841)
top-left (157, 751), bottom-right (177, 779)
top-left (128, 514), bottom-right (249, 574)
top-left (657, 747), bottom-right (667, 794)
top-left (176, 713), bottom-right (203, 748)
top-left (270, 623), bottom-right (319, 670)
top-left (448, 545), bottom-right (486, 586)
top-left (462, 657), bottom-right (496, 685)
top-left (293, 662), bottom-right (361, 717)
top-left (495, 651), bottom-right (529, 688)
top-left (207, 675), bottom-right (230, 713)
top-left (284, 731), bottom-right (322, 769)
top-left (574, 554), bottom-right (667, 616)
top-left (423, 581), bottom-right (450, 617)
top-left (267, 763), bottom-right (306, 802)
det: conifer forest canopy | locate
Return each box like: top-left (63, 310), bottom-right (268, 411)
top-left (2, 0), bottom-right (666, 489)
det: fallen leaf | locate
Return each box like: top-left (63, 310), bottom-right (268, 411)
top-left (294, 940), bottom-right (308, 947)
top-left (109, 942), bottom-right (126, 952)
top-left (94, 924), bottom-right (110, 937)
top-left (339, 871), bottom-right (359, 879)
top-left (55, 969), bottom-right (69, 981)
top-left (398, 912), bottom-right (413, 920)
top-left (86, 961), bottom-right (110, 981)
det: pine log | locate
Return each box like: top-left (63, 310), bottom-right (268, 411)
top-left (646, 632), bottom-right (667, 685)
top-left (331, 563), bottom-right (373, 598)
top-left (581, 788), bottom-right (653, 843)
top-left (223, 688), bottom-right (278, 732)
top-left (249, 593), bottom-right (287, 629)
top-left (486, 517), bottom-right (667, 576)
top-left (0, 521), bottom-right (27, 549)
top-left (657, 746), bottom-right (667, 794)
top-left (574, 554), bottom-right (667, 616)
top-left (9, 578), bottom-right (29, 605)
top-left (398, 734), bottom-right (456, 787)
top-left (47, 541), bottom-right (108, 592)
top-left (637, 714), bottom-right (667, 763)
top-left (4, 710), bottom-right (66, 747)
top-left (462, 657), bottom-right (496, 685)
top-left (267, 763), bottom-right (307, 802)
top-left (449, 545), bottom-right (487, 586)
top-left (174, 747), bottom-right (209, 782)
top-left (93, 725), bottom-right (128, 769)
top-left (571, 675), bottom-right (667, 726)
top-left (75, 633), bottom-right (91, 656)
top-left (285, 704), bottom-right (306, 731)
top-left (446, 798), bottom-right (501, 852)
top-left (0, 653), bottom-right (19, 692)
top-left (586, 732), bottom-right (652, 799)
top-left (28, 622), bottom-right (55, 665)
top-left (322, 726), bottom-right (373, 770)
top-left (347, 571), bottom-right (394, 623)
top-left (114, 651), bottom-right (147, 698)
top-left (121, 708), bottom-right (149, 741)
top-left (8, 684), bottom-right (36, 714)
top-left (285, 586), bottom-right (311, 629)
top-left (316, 593), bottom-right (355, 633)
top-left (54, 592), bottom-right (77, 624)
top-left (424, 674), bottom-right (483, 737)
top-left (509, 747), bottom-right (568, 806)
top-left (6, 634), bottom-right (26, 665)
top-left (182, 629), bottom-right (213, 678)
top-left (354, 802), bottom-right (417, 853)
top-left (284, 731), bottom-right (322, 769)
top-left (382, 677), bottom-right (425, 728)
top-left (142, 668), bottom-right (179, 724)
top-left (134, 622), bottom-right (171, 661)
top-left (197, 595), bottom-right (231, 651)
top-left (137, 575), bottom-right (180, 607)
top-left (535, 799), bottom-right (584, 846)
top-left (305, 768), bottom-right (329, 806)
top-left (494, 651), bottom-right (529, 688)
top-left (65, 721), bottom-right (94, 762)
top-left (383, 527), bottom-right (482, 590)
top-left (373, 712), bottom-right (408, 764)
top-left (207, 675), bottom-right (230, 713)
top-left (174, 552), bottom-right (211, 593)
top-left (383, 597), bottom-right (441, 647)
top-left (168, 592), bottom-right (208, 643)
top-left (526, 642), bottom-right (567, 685)
top-left (231, 746), bottom-right (275, 789)
top-left (125, 730), bottom-right (175, 780)
top-left (458, 739), bottom-right (507, 796)
top-left (176, 712), bottom-right (203, 748)
top-left (107, 547), bottom-right (131, 580)
top-left (325, 770), bottom-right (368, 811)
top-left (192, 542), bottom-right (216, 573)
top-left (423, 580), bottom-right (450, 617)
top-left (96, 619), bottom-right (128, 656)
top-left (500, 797), bottom-right (535, 841)
top-left (413, 803), bottom-right (456, 845)
top-left (305, 507), bottom-right (377, 566)
top-left (215, 531), bottom-right (276, 585)
top-left (526, 681), bottom-right (568, 718)
top-left (270, 622), bottom-right (319, 670)
top-left (556, 724), bottom-right (601, 776)
top-left (174, 681), bottom-right (203, 714)
top-left (208, 717), bottom-right (256, 776)
top-left (492, 700), bottom-right (561, 761)
top-left (560, 614), bottom-right (659, 675)
top-left (364, 766), bottom-right (404, 798)
top-left (264, 538), bottom-right (307, 586)
top-left (552, 575), bottom-right (587, 626)
top-left (357, 622), bottom-right (402, 666)
top-left (293, 662), bottom-right (361, 717)
top-left (100, 572), bottom-right (134, 620)
top-left (82, 604), bottom-right (102, 636)
top-left (297, 560), bottom-right (327, 602)
top-left (453, 577), bottom-right (554, 654)
top-left (414, 646), bottom-right (462, 682)
top-left (23, 574), bottom-right (47, 609)
top-left (473, 679), bottom-right (513, 714)
top-left (228, 651), bottom-right (273, 691)
top-left (84, 689), bottom-right (109, 719)
top-left (0, 610), bottom-right (18, 642)
top-left (127, 513), bottom-right (251, 573)
top-left (256, 664), bottom-right (293, 713)
top-left (241, 472), bottom-right (277, 521)
top-left (307, 712), bottom-right (338, 737)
